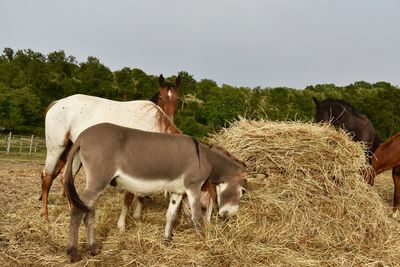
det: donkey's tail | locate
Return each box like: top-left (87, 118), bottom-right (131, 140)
top-left (64, 138), bottom-right (89, 213)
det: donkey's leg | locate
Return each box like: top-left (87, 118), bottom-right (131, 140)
top-left (67, 207), bottom-right (85, 263)
top-left (186, 187), bottom-right (204, 236)
top-left (84, 206), bottom-right (100, 256)
top-left (164, 193), bottom-right (183, 242)
top-left (392, 166), bottom-right (400, 219)
top-left (117, 192), bottom-right (135, 232)
top-left (181, 195), bottom-right (194, 226)
top-left (67, 185), bottom-right (105, 262)
top-left (132, 196), bottom-right (144, 220)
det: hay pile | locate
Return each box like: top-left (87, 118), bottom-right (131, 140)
top-left (1, 119), bottom-right (400, 266)
top-left (208, 119), bottom-right (400, 266)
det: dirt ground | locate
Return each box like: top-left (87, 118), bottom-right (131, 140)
top-left (0, 159), bottom-right (397, 266)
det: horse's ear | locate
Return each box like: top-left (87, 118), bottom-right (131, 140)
top-left (175, 75), bottom-right (181, 88)
top-left (312, 97), bottom-right (319, 107)
top-left (159, 74), bottom-right (165, 87)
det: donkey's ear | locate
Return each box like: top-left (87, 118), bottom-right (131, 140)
top-left (312, 96), bottom-right (319, 107)
top-left (240, 177), bottom-right (248, 190)
top-left (159, 74), bottom-right (165, 86)
top-left (175, 75), bottom-right (181, 88)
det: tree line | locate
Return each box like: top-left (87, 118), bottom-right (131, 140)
top-left (0, 48), bottom-right (399, 141)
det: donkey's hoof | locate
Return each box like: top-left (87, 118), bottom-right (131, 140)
top-left (163, 238), bottom-right (172, 246)
top-left (67, 247), bottom-right (82, 263)
top-left (89, 243), bottom-right (101, 256)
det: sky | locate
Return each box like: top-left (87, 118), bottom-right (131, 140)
top-left (1, 0), bottom-right (399, 89)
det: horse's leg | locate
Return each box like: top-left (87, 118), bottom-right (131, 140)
top-left (392, 166), bottom-right (400, 219)
top-left (205, 195), bottom-right (214, 222)
top-left (40, 146), bottom-right (68, 221)
top-left (164, 193), bottom-right (183, 242)
top-left (40, 139), bottom-right (73, 221)
top-left (117, 192), bottom-right (135, 232)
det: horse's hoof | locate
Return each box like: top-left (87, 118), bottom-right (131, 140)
top-left (117, 220), bottom-right (126, 232)
top-left (391, 211), bottom-right (400, 220)
top-left (40, 211), bottom-right (49, 222)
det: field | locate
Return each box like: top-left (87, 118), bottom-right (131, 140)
top-left (1, 120), bottom-right (400, 266)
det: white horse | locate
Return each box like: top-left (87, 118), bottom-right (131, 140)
top-left (40, 93), bottom-right (178, 221)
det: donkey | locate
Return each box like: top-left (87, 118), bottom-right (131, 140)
top-left (40, 74), bottom-right (180, 221)
top-left (364, 132), bottom-right (400, 217)
top-left (64, 123), bottom-right (247, 262)
top-left (313, 97), bottom-right (381, 158)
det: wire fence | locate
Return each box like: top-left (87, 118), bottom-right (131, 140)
top-left (0, 132), bottom-right (46, 156)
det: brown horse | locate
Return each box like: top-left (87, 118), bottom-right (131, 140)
top-left (365, 132), bottom-right (400, 217)
top-left (64, 123), bottom-right (247, 262)
top-left (40, 74), bottom-right (180, 221)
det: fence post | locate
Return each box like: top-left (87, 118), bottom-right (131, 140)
top-left (6, 132), bottom-right (12, 154)
top-left (34, 137), bottom-right (37, 153)
top-left (29, 135), bottom-right (34, 154)
top-left (20, 137), bottom-right (23, 153)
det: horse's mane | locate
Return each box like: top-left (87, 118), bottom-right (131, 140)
top-left (147, 102), bottom-right (181, 134)
top-left (150, 91), bottom-right (160, 105)
top-left (324, 99), bottom-right (363, 117)
top-left (45, 100), bottom-right (58, 114)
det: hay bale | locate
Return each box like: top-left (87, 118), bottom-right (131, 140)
top-left (208, 118), bottom-right (400, 266)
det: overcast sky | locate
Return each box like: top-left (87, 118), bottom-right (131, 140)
top-left (1, 0), bottom-right (399, 88)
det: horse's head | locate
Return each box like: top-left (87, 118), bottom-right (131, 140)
top-left (216, 171), bottom-right (248, 218)
top-left (313, 97), bottom-right (347, 124)
top-left (313, 97), bottom-right (331, 123)
top-left (156, 74), bottom-right (180, 120)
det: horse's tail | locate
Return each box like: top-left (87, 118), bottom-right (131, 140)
top-left (45, 100), bottom-right (58, 115)
top-left (64, 138), bottom-right (89, 213)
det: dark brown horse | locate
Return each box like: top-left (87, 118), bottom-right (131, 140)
top-left (313, 97), bottom-right (381, 156)
top-left (365, 132), bottom-right (400, 217)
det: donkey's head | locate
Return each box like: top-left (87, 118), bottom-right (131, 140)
top-left (216, 171), bottom-right (248, 218)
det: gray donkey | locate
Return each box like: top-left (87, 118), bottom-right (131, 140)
top-left (64, 123), bottom-right (247, 262)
